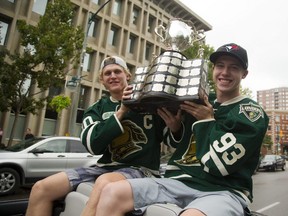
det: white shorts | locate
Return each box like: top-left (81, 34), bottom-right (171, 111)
top-left (127, 178), bottom-right (248, 216)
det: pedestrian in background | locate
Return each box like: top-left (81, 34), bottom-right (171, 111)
top-left (24, 128), bottom-right (34, 140)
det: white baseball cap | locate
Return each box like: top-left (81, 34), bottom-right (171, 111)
top-left (100, 56), bottom-right (128, 70)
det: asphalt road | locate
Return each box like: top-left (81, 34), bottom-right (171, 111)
top-left (0, 186), bottom-right (31, 201)
top-left (250, 165), bottom-right (288, 216)
top-left (1, 165), bottom-right (288, 216)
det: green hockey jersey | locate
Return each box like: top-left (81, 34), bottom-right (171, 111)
top-left (81, 96), bottom-right (168, 175)
top-left (164, 95), bottom-right (269, 202)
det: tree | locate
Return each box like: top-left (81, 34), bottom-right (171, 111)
top-left (49, 95), bottom-right (71, 115)
top-left (240, 86), bottom-right (253, 98)
top-left (262, 134), bottom-right (273, 149)
top-left (0, 0), bottom-right (84, 146)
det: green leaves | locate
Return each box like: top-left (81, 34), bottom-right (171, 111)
top-left (49, 94), bottom-right (71, 114)
top-left (0, 0), bottom-right (84, 114)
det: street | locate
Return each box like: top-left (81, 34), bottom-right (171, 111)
top-left (1, 166), bottom-right (288, 216)
top-left (251, 165), bottom-right (288, 216)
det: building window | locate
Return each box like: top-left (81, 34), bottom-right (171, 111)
top-left (92, 0), bottom-right (100, 4)
top-left (275, 116), bottom-right (280, 122)
top-left (128, 34), bottom-right (136, 54)
top-left (32, 0), bottom-right (48, 15)
top-left (132, 7), bottom-right (140, 25)
top-left (45, 86), bottom-right (62, 120)
top-left (77, 86), bottom-right (89, 123)
top-left (108, 26), bottom-right (118, 46)
top-left (78, 86), bottom-right (88, 109)
top-left (145, 42), bottom-right (153, 61)
top-left (83, 52), bottom-right (92, 72)
top-left (148, 15), bottom-right (155, 33)
top-left (88, 13), bottom-right (100, 37)
top-left (112, 0), bottom-right (121, 16)
top-left (88, 20), bottom-right (96, 37)
top-left (0, 20), bottom-right (9, 45)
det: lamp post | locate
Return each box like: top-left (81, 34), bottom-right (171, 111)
top-left (68, 0), bottom-right (112, 136)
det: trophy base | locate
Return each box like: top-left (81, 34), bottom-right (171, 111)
top-left (123, 92), bottom-right (204, 114)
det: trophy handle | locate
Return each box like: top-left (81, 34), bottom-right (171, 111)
top-left (154, 25), bottom-right (166, 41)
top-left (194, 29), bottom-right (206, 43)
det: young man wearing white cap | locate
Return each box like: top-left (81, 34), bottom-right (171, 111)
top-left (26, 56), bottom-right (182, 216)
top-left (94, 43), bottom-right (269, 216)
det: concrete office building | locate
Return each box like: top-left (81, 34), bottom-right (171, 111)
top-left (0, 0), bottom-right (211, 145)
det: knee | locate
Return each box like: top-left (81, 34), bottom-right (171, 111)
top-left (30, 180), bottom-right (48, 197)
top-left (29, 180), bottom-right (49, 202)
top-left (99, 181), bottom-right (134, 213)
top-left (95, 174), bottom-right (111, 187)
top-left (100, 182), bottom-right (120, 201)
top-left (101, 181), bottom-right (131, 203)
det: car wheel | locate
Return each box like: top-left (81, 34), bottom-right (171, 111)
top-left (0, 168), bottom-right (20, 196)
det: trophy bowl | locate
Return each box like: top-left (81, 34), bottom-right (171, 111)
top-left (154, 18), bottom-right (204, 52)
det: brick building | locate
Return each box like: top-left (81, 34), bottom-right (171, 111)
top-left (257, 87), bottom-right (288, 154)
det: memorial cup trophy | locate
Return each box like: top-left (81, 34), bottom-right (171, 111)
top-left (123, 18), bottom-right (209, 113)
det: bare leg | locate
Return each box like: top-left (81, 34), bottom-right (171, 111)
top-left (26, 172), bottom-right (71, 216)
top-left (96, 180), bottom-right (134, 216)
top-left (81, 173), bottom-right (126, 216)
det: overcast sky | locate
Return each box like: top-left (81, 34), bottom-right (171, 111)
top-left (179, 0), bottom-right (288, 99)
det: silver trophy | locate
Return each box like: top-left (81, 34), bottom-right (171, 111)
top-left (154, 18), bottom-right (205, 52)
top-left (123, 19), bottom-right (208, 114)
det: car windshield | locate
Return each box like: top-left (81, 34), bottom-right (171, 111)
top-left (263, 155), bottom-right (275, 161)
top-left (5, 137), bottom-right (46, 152)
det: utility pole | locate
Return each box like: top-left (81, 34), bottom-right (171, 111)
top-left (68, 0), bottom-right (112, 136)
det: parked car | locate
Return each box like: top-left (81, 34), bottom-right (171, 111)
top-left (258, 154), bottom-right (286, 171)
top-left (280, 155), bottom-right (288, 161)
top-left (0, 136), bottom-right (101, 196)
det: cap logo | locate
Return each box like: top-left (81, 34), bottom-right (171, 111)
top-left (224, 44), bottom-right (240, 52)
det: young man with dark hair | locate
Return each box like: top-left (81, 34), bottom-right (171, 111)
top-left (94, 43), bottom-right (269, 216)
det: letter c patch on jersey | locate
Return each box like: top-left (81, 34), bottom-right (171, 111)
top-left (239, 102), bottom-right (264, 122)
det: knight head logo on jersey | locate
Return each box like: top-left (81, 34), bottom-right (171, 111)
top-left (239, 102), bottom-right (264, 122)
top-left (174, 134), bottom-right (200, 166)
top-left (110, 120), bottom-right (147, 161)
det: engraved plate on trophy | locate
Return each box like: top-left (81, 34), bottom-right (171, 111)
top-left (123, 53), bottom-right (209, 113)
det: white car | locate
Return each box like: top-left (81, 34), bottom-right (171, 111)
top-left (0, 136), bottom-right (101, 196)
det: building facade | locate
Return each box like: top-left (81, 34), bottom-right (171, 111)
top-left (0, 0), bottom-right (211, 144)
top-left (264, 110), bottom-right (288, 155)
top-left (257, 87), bottom-right (288, 154)
top-left (257, 87), bottom-right (288, 110)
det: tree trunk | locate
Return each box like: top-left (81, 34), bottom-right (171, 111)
top-left (7, 112), bottom-right (20, 147)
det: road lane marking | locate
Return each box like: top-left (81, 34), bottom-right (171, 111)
top-left (256, 202), bottom-right (280, 213)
